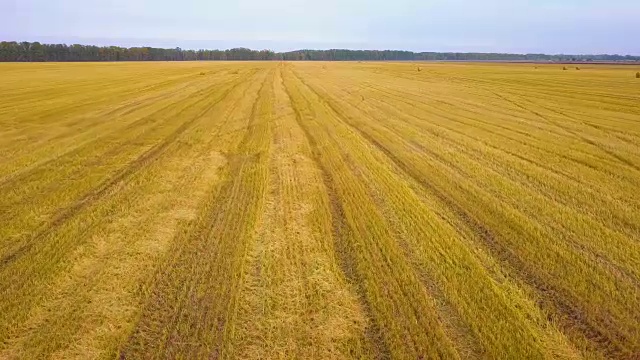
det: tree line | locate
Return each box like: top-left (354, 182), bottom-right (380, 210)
top-left (282, 49), bottom-right (640, 62)
top-left (1, 41), bottom-right (638, 62)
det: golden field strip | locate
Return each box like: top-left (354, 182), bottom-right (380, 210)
top-left (0, 61), bottom-right (639, 359)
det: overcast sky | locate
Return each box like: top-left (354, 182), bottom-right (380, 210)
top-left (2, 0), bottom-right (639, 54)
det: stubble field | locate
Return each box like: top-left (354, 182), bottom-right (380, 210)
top-left (1, 61), bottom-right (639, 359)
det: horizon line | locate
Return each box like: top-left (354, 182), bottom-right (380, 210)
top-left (2, 39), bottom-right (639, 57)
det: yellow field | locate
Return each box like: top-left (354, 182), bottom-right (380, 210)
top-left (1, 61), bottom-right (639, 359)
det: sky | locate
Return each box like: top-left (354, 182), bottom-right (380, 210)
top-left (2, 0), bottom-right (639, 54)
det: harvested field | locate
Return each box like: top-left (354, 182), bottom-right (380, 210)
top-left (0, 61), bottom-right (639, 359)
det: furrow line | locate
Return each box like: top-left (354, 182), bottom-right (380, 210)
top-left (119, 69), bottom-right (273, 359)
top-left (285, 65), bottom-right (460, 359)
top-left (0, 72), bottom-right (253, 268)
top-left (0, 72), bottom-right (244, 190)
top-left (280, 70), bottom-right (391, 359)
top-left (291, 67), bottom-right (639, 358)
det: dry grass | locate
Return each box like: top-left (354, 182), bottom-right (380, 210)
top-left (0, 61), bottom-right (639, 359)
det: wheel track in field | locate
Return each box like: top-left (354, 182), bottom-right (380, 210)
top-left (0, 86), bottom-right (203, 197)
top-left (370, 71), bottom-right (640, 283)
top-left (353, 81), bottom-right (591, 184)
top-left (295, 67), bottom-right (598, 359)
top-left (0, 73), bottom-right (240, 190)
top-left (287, 66), bottom-right (467, 359)
top-left (361, 81), bottom-right (548, 141)
top-left (352, 124), bottom-right (636, 354)
top-left (0, 71), bottom-right (256, 268)
top-left (280, 70), bottom-right (392, 360)
top-left (0, 69), bottom-right (264, 349)
top-left (119, 69), bottom-right (273, 359)
top-left (472, 77), bottom-right (640, 110)
top-left (292, 69), bottom-right (640, 358)
top-left (0, 69), bottom-right (218, 146)
top-left (0, 75), bottom-right (240, 223)
top-left (506, 92), bottom-right (640, 173)
top-left (378, 67), bottom-right (638, 111)
top-left (227, 66), bottom-right (382, 358)
top-left (338, 75), bottom-right (598, 169)
top-left (489, 89), bottom-right (640, 141)
top-left (486, 89), bottom-right (640, 173)
top-left (98, 70), bottom-right (226, 117)
top-left (342, 77), bottom-right (640, 236)
top-left (356, 79), bottom-right (621, 175)
top-left (344, 72), bottom-right (551, 138)
top-left (0, 70), bottom-right (262, 359)
top-left (316, 86), bottom-right (487, 358)
top-left (348, 83), bottom-right (640, 239)
top-left (0, 71), bottom-right (206, 122)
top-left (291, 68), bottom-right (510, 358)
top-left (440, 72), bottom-right (640, 134)
top-left (300, 70), bottom-right (640, 249)
top-left (0, 82), bottom-right (172, 143)
top-left (351, 68), bottom-right (638, 171)
top-left (40, 72), bottom-right (210, 139)
top-left (378, 69), bottom-right (640, 299)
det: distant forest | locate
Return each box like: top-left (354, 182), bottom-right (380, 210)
top-left (2, 41), bottom-right (639, 62)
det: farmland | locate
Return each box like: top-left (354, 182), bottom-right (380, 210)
top-left (0, 61), bottom-right (639, 359)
